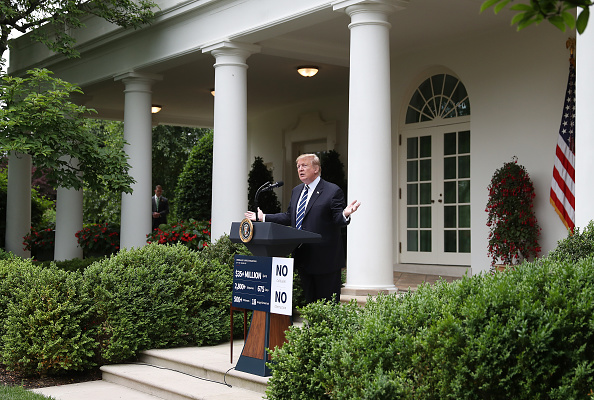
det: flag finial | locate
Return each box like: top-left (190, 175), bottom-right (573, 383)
top-left (567, 37), bottom-right (576, 66)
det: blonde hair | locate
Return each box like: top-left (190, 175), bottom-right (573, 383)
top-left (296, 154), bottom-right (322, 173)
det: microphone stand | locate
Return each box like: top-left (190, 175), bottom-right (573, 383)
top-left (254, 182), bottom-right (271, 222)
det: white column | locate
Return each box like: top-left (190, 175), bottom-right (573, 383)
top-left (334, 1), bottom-right (403, 293)
top-left (203, 41), bottom-right (260, 241)
top-left (115, 72), bottom-right (161, 250)
top-left (5, 152), bottom-right (32, 258)
top-left (575, 28), bottom-right (594, 228)
top-left (54, 157), bottom-right (83, 260)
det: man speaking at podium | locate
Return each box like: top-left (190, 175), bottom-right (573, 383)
top-left (245, 153), bottom-right (360, 304)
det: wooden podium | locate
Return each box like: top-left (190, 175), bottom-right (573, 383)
top-left (229, 222), bottom-right (321, 376)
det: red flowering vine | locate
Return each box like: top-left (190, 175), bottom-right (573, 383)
top-left (146, 219), bottom-right (211, 251)
top-left (486, 157), bottom-right (541, 266)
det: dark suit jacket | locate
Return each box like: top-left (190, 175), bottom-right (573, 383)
top-left (152, 195), bottom-right (169, 229)
top-left (266, 179), bottom-right (348, 275)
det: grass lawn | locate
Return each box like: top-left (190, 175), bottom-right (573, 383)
top-left (0, 386), bottom-right (53, 399)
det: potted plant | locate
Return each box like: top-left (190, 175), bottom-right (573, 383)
top-left (23, 226), bottom-right (55, 261)
top-left (485, 157), bottom-right (541, 270)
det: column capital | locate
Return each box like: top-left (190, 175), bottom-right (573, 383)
top-left (333, 0), bottom-right (408, 14)
top-left (203, 41), bottom-right (261, 59)
top-left (114, 71), bottom-right (163, 85)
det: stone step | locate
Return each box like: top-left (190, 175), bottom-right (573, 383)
top-left (101, 363), bottom-right (264, 400)
top-left (101, 341), bottom-right (267, 400)
top-left (32, 341), bottom-right (267, 400)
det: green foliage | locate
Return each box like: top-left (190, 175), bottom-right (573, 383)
top-left (152, 125), bottom-right (209, 215)
top-left (82, 243), bottom-right (245, 364)
top-left (266, 300), bottom-right (363, 400)
top-left (75, 223), bottom-right (120, 258)
top-left (0, 259), bottom-right (97, 376)
top-left (486, 158), bottom-right (541, 266)
top-left (0, 239), bottom-right (250, 375)
top-left (22, 226), bottom-right (55, 261)
top-left (480, 0), bottom-right (591, 33)
top-left (175, 131), bottom-right (213, 221)
top-left (0, 69), bottom-right (134, 193)
top-left (197, 234), bottom-right (251, 266)
top-left (319, 150), bottom-right (347, 195)
top-left (1, 0), bottom-right (156, 59)
top-left (0, 385), bottom-right (54, 400)
top-left (146, 219), bottom-right (211, 251)
top-left (247, 156), bottom-right (281, 214)
top-left (82, 119), bottom-right (126, 225)
top-left (548, 220), bottom-right (594, 263)
top-left (267, 258), bottom-right (594, 399)
top-left (36, 256), bottom-right (105, 273)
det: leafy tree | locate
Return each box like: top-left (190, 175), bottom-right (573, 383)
top-left (0, 69), bottom-right (134, 193)
top-left (152, 125), bottom-right (209, 212)
top-left (247, 156), bottom-right (281, 214)
top-left (82, 119), bottom-right (126, 225)
top-left (481, 0), bottom-right (591, 33)
top-left (0, 0), bottom-right (156, 60)
top-left (175, 131), bottom-right (213, 221)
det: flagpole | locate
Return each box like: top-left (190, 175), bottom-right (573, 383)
top-left (550, 38), bottom-right (577, 232)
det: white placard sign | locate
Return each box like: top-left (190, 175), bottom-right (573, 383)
top-left (269, 257), bottom-right (294, 316)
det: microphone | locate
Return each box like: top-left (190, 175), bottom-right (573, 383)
top-left (253, 181), bottom-right (283, 222)
top-left (262, 181), bottom-right (284, 191)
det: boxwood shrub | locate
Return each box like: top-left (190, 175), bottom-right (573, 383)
top-left (0, 259), bottom-right (96, 376)
top-left (267, 257), bottom-right (594, 399)
top-left (0, 237), bottom-right (250, 375)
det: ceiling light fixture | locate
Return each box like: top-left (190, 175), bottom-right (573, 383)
top-left (151, 105), bottom-right (162, 114)
top-left (210, 88), bottom-right (215, 96)
top-left (297, 66), bottom-right (319, 77)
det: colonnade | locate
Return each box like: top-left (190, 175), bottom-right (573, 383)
top-left (7, 0), bottom-right (593, 294)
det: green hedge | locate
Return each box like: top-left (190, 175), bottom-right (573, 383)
top-left (0, 237), bottom-right (250, 376)
top-left (267, 257), bottom-right (594, 399)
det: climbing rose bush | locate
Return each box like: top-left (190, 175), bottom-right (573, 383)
top-left (146, 219), bottom-right (211, 251)
top-left (75, 223), bottom-right (120, 257)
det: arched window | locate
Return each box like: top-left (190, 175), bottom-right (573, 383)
top-left (405, 74), bottom-right (470, 124)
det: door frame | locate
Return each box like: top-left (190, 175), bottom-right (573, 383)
top-left (398, 118), bottom-right (471, 266)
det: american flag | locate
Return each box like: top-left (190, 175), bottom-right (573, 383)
top-left (550, 59), bottom-right (576, 231)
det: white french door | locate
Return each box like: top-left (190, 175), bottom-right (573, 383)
top-left (399, 124), bottom-right (471, 265)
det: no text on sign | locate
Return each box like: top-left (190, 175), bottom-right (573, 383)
top-left (232, 255), bottom-right (293, 316)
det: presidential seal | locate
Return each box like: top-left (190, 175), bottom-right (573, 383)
top-left (239, 218), bottom-right (254, 243)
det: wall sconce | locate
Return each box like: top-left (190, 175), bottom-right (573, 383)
top-left (210, 88), bottom-right (215, 96)
top-left (151, 105), bottom-right (162, 114)
top-left (297, 66), bottom-right (319, 77)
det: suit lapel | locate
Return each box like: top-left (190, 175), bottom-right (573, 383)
top-left (305, 179), bottom-right (324, 218)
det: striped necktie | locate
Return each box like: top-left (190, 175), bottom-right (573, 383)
top-left (295, 185), bottom-right (309, 230)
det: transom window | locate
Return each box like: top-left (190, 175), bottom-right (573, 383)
top-left (406, 74), bottom-right (470, 124)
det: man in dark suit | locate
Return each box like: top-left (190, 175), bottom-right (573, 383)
top-left (245, 154), bottom-right (360, 303)
top-left (152, 185), bottom-right (169, 230)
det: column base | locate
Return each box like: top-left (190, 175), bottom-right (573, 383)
top-left (340, 286), bottom-right (398, 306)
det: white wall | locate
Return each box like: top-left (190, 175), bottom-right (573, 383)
top-left (391, 25), bottom-right (571, 274)
top-left (248, 94), bottom-right (349, 208)
top-left (247, 24), bottom-right (571, 276)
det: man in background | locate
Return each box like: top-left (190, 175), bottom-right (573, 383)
top-left (152, 185), bottom-right (169, 230)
